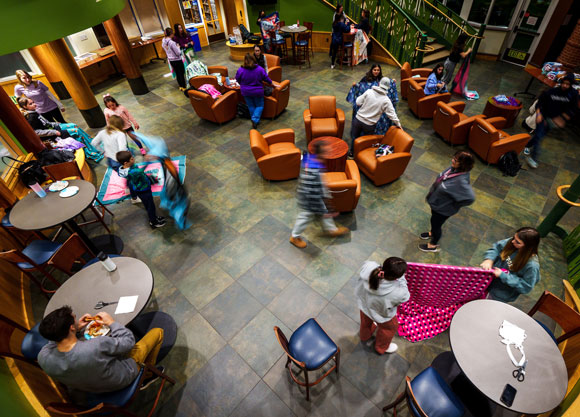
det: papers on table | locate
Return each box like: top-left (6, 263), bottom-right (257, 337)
top-left (115, 296), bottom-right (139, 314)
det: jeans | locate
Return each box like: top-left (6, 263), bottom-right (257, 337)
top-left (441, 58), bottom-right (457, 85)
top-left (526, 117), bottom-right (549, 161)
top-left (245, 95), bottom-right (265, 124)
top-left (291, 211), bottom-right (337, 237)
top-left (169, 59), bottom-right (186, 88)
top-left (350, 117), bottom-right (376, 152)
top-left (359, 311), bottom-right (399, 354)
top-left (128, 328), bottom-right (164, 377)
top-left (430, 209), bottom-right (450, 245)
top-left (135, 188), bottom-right (158, 223)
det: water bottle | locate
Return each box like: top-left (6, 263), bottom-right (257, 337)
top-left (29, 182), bottom-right (46, 198)
top-left (225, 76), bottom-right (230, 86)
top-left (98, 252), bottom-right (117, 272)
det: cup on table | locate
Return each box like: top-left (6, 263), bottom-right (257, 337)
top-left (29, 182), bottom-right (46, 198)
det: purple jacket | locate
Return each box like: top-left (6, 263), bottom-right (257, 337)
top-left (174, 33), bottom-right (192, 49)
top-left (162, 37), bottom-right (181, 61)
top-left (235, 66), bottom-right (272, 97)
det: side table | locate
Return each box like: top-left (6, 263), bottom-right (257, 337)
top-left (308, 136), bottom-right (348, 172)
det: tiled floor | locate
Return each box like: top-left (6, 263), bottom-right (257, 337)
top-left (32, 43), bottom-right (580, 416)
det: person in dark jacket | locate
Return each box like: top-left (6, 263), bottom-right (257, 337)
top-left (330, 14), bottom-right (351, 69)
top-left (18, 97), bottom-right (70, 142)
top-left (355, 9), bottom-right (371, 59)
top-left (524, 73), bottom-right (579, 168)
top-left (441, 34), bottom-right (472, 85)
top-left (235, 53), bottom-right (273, 129)
top-left (253, 44), bottom-right (268, 72)
top-left (290, 140), bottom-right (349, 249)
top-left (419, 150), bottom-right (475, 252)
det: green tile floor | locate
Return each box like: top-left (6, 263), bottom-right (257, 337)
top-left (32, 43), bottom-right (580, 416)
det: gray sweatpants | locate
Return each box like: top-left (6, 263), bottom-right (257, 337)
top-left (441, 58), bottom-right (457, 85)
top-left (291, 211), bottom-right (337, 237)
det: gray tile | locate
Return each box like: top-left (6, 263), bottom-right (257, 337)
top-left (238, 255), bottom-right (296, 305)
top-left (231, 381), bottom-right (295, 417)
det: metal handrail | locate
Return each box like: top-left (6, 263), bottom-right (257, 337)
top-left (422, 0), bottom-right (483, 40)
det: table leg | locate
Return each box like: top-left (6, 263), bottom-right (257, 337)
top-left (514, 76), bottom-right (536, 98)
top-left (292, 33), bottom-right (298, 65)
top-left (66, 220), bottom-right (124, 257)
top-left (150, 43), bottom-right (166, 64)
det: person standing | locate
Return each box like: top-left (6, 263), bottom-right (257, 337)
top-left (289, 140), bottom-right (349, 249)
top-left (524, 74), bottom-right (578, 168)
top-left (330, 14), bottom-right (351, 69)
top-left (419, 150), bottom-right (475, 252)
top-left (355, 9), bottom-right (371, 60)
top-left (14, 69), bottom-right (66, 123)
top-left (350, 77), bottom-right (402, 155)
top-left (423, 63), bottom-right (447, 95)
top-left (235, 53), bottom-right (273, 129)
top-left (355, 257), bottom-right (410, 354)
top-left (103, 94), bottom-right (145, 155)
top-left (162, 28), bottom-right (186, 90)
top-left (332, 4), bottom-right (347, 24)
top-left (481, 227), bottom-right (540, 302)
top-left (441, 34), bottom-right (472, 85)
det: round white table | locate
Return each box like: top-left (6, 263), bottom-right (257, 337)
top-left (280, 25), bottom-right (307, 65)
top-left (44, 257), bottom-right (153, 326)
top-left (449, 299), bottom-right (567, 414)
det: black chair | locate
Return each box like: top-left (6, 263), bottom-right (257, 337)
top-left (127, 311), bottom-right (177, 363)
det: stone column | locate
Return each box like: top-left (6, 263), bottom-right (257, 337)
top-left (103, 15), bottom-right (149, 95)
top-left (0, 88), bottom-right (45, 154)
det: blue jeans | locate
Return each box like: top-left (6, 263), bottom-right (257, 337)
top-left (245, 95), bottom-right (264, 124)
top-left (527, 118), bottom-right (549, 161)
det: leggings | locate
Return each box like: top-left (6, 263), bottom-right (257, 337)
top-left (430, 209), bottom-right (450, 245)
top-left (41, 108), bottom-right (66, 123)
top-left (125, 127), bottom-right (144, 149)
top-left (169, 59), bottom-right (186, 89)
top-left (330, 42), bottom-right (340, 66)
top-left (441, 58), bottom-right (458, 85)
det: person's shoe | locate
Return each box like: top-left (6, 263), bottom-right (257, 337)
top-left (150, 219), bottom-right (166, 229)
top-left (140, 366), bottom-right (165, 391)
top-left (385, 343), bottom-right (398, 354)
top-left (179, 87), bottom-right (186, 92)
top-left (525, 156), bottom-right (538, 169)
top-left (419, 232), bottom-right (431, 240)
top-left (331, 64), bottom-right (335, 69)
top-left (131, 197), bottom-right (142, 204)
top-left (290, 236), bottom-right (307, 248)
top-left (347, 151), bottom-right (354, 158)
top-left (328, 226), bottom-right (349, 237)
top-left (252, 121), bottom-right (258, 129)
top-left (140, 148), bottom-right (147, 155)
top-left (418, 243), bottom-right (440, 252)
top-left (523, 147), bottom-right (530, 156)
top-left (156, 216), bottom-right (166, 225)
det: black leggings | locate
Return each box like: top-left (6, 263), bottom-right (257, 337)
top-left (41, 108), bottom-right (66, 123)
top-left (330, 42), bottom-right (340, 65)
top-left (430, 210), bottom-right (450, 245)
top-left (169, 60), bottom-right (186, 89)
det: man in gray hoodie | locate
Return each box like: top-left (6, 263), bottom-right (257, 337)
top-left (349, 77), bottom-right (403, 155)
top-left (419, 150), bottom-right (475, 252)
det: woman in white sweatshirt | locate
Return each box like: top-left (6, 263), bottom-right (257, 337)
top-left (355, 257), bottom-right (410, 354)
top-left (91, 115), bottom-right (129, 171)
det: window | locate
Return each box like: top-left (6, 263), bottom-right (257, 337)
top-left (0, 52), bottom-right (32, 80)
top-left (445, 0), bottom-right (464, 15)
top-left (468, 0), bottom-right (518, 27)
top-left (92, 24), bottom-right (112, 48)
top-left (118, 0), bottom-right (167, 38)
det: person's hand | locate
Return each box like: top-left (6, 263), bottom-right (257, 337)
top-left (77, 314), bottom-right (93, 328)
top-left (536, 112), bottom-right (543, 123)
top-left (55, 131), bottom-right (61, 136)
top-left (467, 48), bottom-right (472, 54)
top-left (492, 267), bottom-right (503, 278)
top-left (480, 259), bottom-right (494, 270)
top-left (134, 123), bottom-right (140, 130)
top-left (95, 312), bottom-right (114, 326)
top-left (352, 82), bottom-right (357, 87)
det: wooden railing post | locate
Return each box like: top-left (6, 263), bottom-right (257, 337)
top-left (415, 33), bottom-right (428, 67)
top-left (472, 23), bottom-right (486, 62)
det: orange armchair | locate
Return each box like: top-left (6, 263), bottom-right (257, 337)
top-left (265, 54), bottom-right (282, 83)
top-left (303, 96), bottom-right (345, 142)
top-left (189, 66), bottom-right (229, 90)
top-left (322, 160), bottom-right (361, 212)
top-left (188, 89), bottom-right (237, 125)
top-left (407, 78), bottom-right (451, 119)
top-left (468, 117), bottom-right (530, 164)
top-left (263, 80), bottom-right (290, 119)
top-left (400, 62), bottom-right (432, 100)
top-left (433, 101), bottom-right (486, 145)
top-left (354, 126), bottom-right (414, 186)
top-left (250, 128), bottom-right (301, 180)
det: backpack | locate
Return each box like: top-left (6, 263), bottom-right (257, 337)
top-left (238, 24), bottom-right (262, 45)
top-left (498, 151), bottom-right (521, 177)
top-left (237, 102), bottom-right (251, 119)
top-left (374, 144), bottom-right (394, 157)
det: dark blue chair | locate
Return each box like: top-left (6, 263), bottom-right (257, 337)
top-left (274, 318), bottom-right (340, 401)
top-left (0, 314), bottom-right (47, 366)
top-left (383, 367), bottom-right (465, 417)
top-left (127, 311), bottom-right (177, 363)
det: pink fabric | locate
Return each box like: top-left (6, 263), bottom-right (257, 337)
top-left (198, 84), bottom-right (222, 99)
top-left (104, 105), bottom-right (138, 130)
top-left (397, 262), bottom-right (495, 342)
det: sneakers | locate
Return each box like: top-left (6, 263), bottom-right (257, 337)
top-left (419, 232), bottom-right (431, 240)
top-left (327, 226), bottom-right (349, 237)
top-left (347, 151), bottom-right (354, 158)
top-left (418, 243), bottom-right (440, 252)
top-left (385, 343), bottom-right (398, 354)
top-left (252, 121), bottom-right (258, 129)
top-left (290, 236), bottom-right (307, 248)
top-left (523, 147), bottom-right (530, 156)
top-left (140, 366), bottom-right (165, 391)
top-left (525, 156), bottom-right (538, 169)
top-left (150, 216), bottom-right (166, 229)
top-left (131, 197), bottom-right (142, 204)
top-left (330, 64), bottom-right (335, 69)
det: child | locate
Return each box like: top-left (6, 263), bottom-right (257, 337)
top-left (116, 151), bottom-right (166, 229)
top-left (355, 257), bottom-right (410, 354)
top-left (91, 115), bottom-right (129, 171)
top-left (103, 94), bottom-right (145, 155)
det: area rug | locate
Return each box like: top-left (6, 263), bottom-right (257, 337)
top-left (397, 262), bottom-right (495, 342)
top-left (96, 156), bottom-right (186, 205)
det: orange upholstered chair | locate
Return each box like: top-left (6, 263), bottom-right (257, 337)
top-left (433, 101), bottom-right (486, 145)
top-left (400, 62), bottom-right (432, 100)
top-left (189, 65), bottom-right (229, 90)
top-left (407, 78), bottom-right (451, 119)
top-left (188, 89), bottom-right (237, 125)
top-left (250, 128), bottom-right (301, 180)
top-left (263, 80), bottom-right (290, 119)
top-left (303, 96), bottom-right (345, 142)
top-left (265, 54), bottom-right (282, 83)
top-left (322, 160), bottom-right (361, 212)
top-left (354, 126), bottom-right (414, 186)
top-left (468, 117), bottom-right (530, 164)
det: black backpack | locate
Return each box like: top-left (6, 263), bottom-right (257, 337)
top-left (239, 24), bottom-right (262, 45)
top-left (2, 156), bottom-right (46, 186)
top-left (237, 102), bottom-right (251, 119)
top-left (498, 151), bottom-right (521, 177)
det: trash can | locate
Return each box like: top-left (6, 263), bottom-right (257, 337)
top-left (186, 27), bottom-right (202, 52)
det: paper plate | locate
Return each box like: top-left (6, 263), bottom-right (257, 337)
top-left (48, 181), bottom-right (69, 192)
top-left (59, 186), bottom-right (79, 198)
top-left (83, 321), bottom-right (110, 339)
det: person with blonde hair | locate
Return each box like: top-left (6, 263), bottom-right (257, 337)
top-left (14, 69), bottom-right (66, 123)
top-left (235, 53), bottom-right (273, 129)
top-left (91, 115), bottom-right (129, 172)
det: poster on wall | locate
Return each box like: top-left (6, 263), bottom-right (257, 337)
top-left (182, 1), bottom-right (192, 9)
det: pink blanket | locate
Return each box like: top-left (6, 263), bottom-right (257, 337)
top-left (397, 262), bottom-right (495, 342)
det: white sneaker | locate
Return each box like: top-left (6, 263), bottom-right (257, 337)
top-left (523, 147), bottom-right (530, 156)
top-left (525, 156), bottom-right (538, 169)
top-left (331, 64), bottom-right (335, 69)
top-left (131, 197), bottom-right (142, 204)
top-left (385, 343), bottom-right (398, 354)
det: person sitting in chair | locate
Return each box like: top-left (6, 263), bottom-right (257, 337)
top-left (38, 306), bottom-right (164, 401)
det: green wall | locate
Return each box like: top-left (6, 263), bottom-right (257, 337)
top-left (248, 1), bottom-right (335, 33)
top-left (0, 0), bottom-right (125, 55)
top-left (0, 360), bottom-right (38, 417)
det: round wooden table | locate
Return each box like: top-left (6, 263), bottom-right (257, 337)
top-left (280, 25), bottom-right (307, 65)
top-left (449, 299), bottom-right (567, 414)
top-left (226, 40), bottom-right (263, 61)
top-left (483, 96), bottom-right (523, 128)
top-left (44, 257), bottom-right (154, 326)
top-left (308, 136), bottom-right (349, 172)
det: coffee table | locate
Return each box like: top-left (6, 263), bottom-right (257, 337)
top-left (44, 257), bottom-right (153, 326)
top-left (449, 299), bottom-right (567, 414)
top-left (308, 136), bottom-right (349, 172)
top-left (483, 96), bottom-right (523, 128)
top-left (9, 180), bottom-right (122, 256)
top-left (280, 25), bottom-right (307, 65)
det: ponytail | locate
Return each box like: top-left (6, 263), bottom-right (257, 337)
top-left (369, 267), bottom-right (385, 290)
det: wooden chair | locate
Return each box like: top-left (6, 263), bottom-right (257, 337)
top-left (528, 290), bottom-right (580, 345)
top-left (295, 32), bottom-right (311, 68)
top-left (339, 33), bottom-right (355, 69)
top-left (0, 314), bottom-right (46, 367)
top-left (47, 233), bottom-right (92, 275)
top-left (43, 161), bottom-right (114, 233)
top-left (303, 21), bottom-right (314, 56)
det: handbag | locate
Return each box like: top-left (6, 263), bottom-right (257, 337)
top-left (1, 155), bottom-right (47, 186)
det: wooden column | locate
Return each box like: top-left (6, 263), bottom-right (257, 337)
top-left (28, 45), bottom-right (71, 100)
top-left (0, 88), bottom-right (44, 154)
top-left (103, 15), bottom-right (149, 95)
top-left (45, 39), bottom-right (105, 128)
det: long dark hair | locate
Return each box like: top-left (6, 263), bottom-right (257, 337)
top-left (333, 13), bottom-right (344, 28)
top-left (451, 33), bottom-right (468, 54)
top-left (453, 150), bottom-right (474, 172)
top-left (431, 63), bottom-right (444, 80)
top-left (369, 257), bottom-right (407, 290)
top-left (500, 227), bottom-right (540, 272)
top-left (174, 23), bottom-right (186, 39)
top-left (364, 64), bottom-right (382, 82)
top-left (164, 27), bottom-right (174, 37)
top-left (254, 45), bottom-right (266, 68)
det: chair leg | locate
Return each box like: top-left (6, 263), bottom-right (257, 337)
top-left (335, 350), bottom-right (340, 375)
top-left (305, 369), bottom-right (310, 401)
top-left (90, 206), bottom-right (111, 234)
top-left (22, 270), bottom-right (51, 298)
top-left (96, 198), bottom-right (114, 217)
top-left (382, 391), bottom-right (406, 413)
top-left (36, 266), bottom-right (61, 289)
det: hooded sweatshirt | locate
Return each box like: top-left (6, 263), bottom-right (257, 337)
top-left (162, 37), bottom-right (181, 61)
top-left (355, 261), bottom-right (410, 323)
top-left (426, 167), bottom-right (475, 217)
top-left (355, 85), bottom-right (401, 127)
